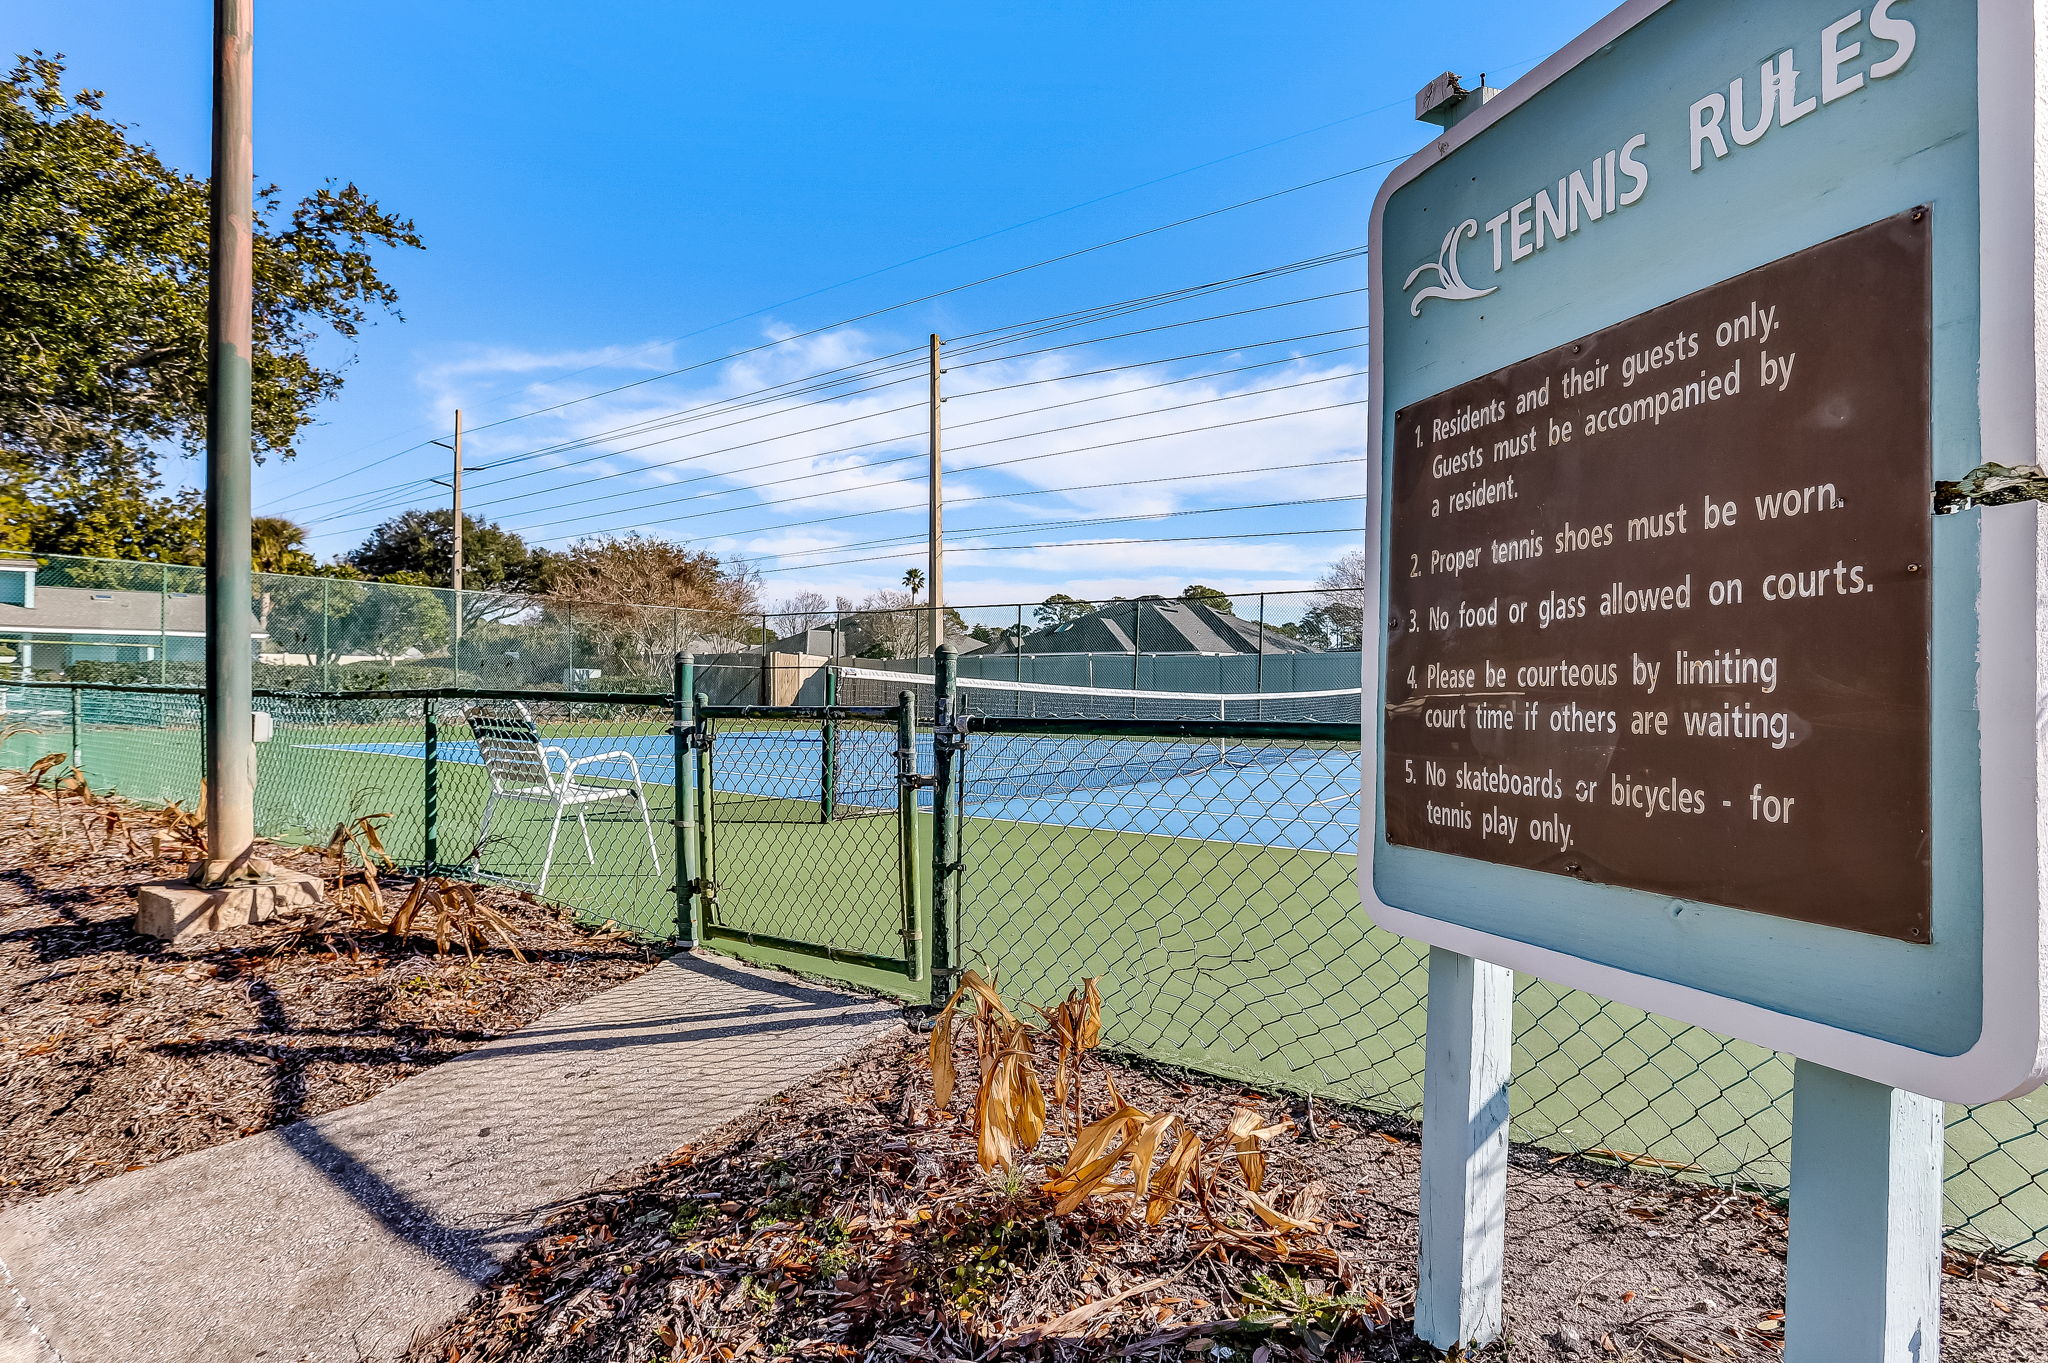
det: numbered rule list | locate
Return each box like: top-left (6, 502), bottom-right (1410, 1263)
top-left (1384, 210), bottom-right (1933, 941)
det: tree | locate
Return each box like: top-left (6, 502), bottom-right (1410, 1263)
top-left (252, 516), bottom-right (318, 576)
top-left (264, 573), bottom-right (370, 665)
top-left (901, 567), bottom-right (925, 598)
top-left (1300, 548), bottom-right (1368, 651)
top-left (1, 54), bottom-right (421, 555)
top-left (1178, 583), bottom-right (1236, 614)
top-left (771, 590), bottom-right (833, 633)
top-left (345, 509), bottom-right (554, 595)
top-left (851, 588), bottom-right (917, 658)
top-left (1034, 593), bottom-right (1092, 628)
top-left (545, 533), bottom-right (761, 675)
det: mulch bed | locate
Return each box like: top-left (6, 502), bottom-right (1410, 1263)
top-left (409, 1030), bottom-right (2048, 1363)
top-left (0, 771), bottom-right (661, 1209)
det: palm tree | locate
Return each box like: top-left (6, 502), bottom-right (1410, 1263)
top-left (902, 567), bottom-right (925, 598)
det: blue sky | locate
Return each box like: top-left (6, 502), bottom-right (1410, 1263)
top-left (26, 1), bottom-right (1613, 619)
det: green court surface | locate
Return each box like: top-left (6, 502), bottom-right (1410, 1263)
top-left (5, 708), bottom-right (2048, 1256)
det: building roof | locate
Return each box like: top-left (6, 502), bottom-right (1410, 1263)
top-left (978, 597), bottom-right (1311, 656)
top-left (0, 584), bottom-right (209, 638)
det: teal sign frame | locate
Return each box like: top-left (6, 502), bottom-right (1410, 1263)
top-left (1361, 0), bottom-right (2048, 1102)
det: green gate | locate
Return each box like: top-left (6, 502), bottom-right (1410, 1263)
top-left (679, 682), bottom-right (933, 984)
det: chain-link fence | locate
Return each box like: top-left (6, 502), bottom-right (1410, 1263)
top-left (6, 627), bottom-right (2048, 1260)
top-left (0, 680), bottom-right (681, 940)
top-left (940, 705), bottom-right (2048, 1262)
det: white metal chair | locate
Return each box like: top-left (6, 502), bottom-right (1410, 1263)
top-left (462, 702), bottom-right (662, 894)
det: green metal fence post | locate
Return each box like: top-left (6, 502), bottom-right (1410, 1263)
top-left (930, 646), bottom-right (961, 998)
top-left (694, 689), bottom-right (715, 933)
top-left (673, 654), bottom-right (699, 947)
top-left (820, 667), bottom-right (838, 824)
top-left (894, 690), bottom-right (925, 982)
top-left (421, 697), bottom-right (439, 871)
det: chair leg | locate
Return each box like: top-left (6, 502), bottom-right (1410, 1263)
top-left (472, 792), bottom-right (499, 871)
top-left (636, 789), bottom-right (662, 873)
top-left (539, 804), bottom-right (567, 896)
top-left (576, 807), bottom-right (595, 863)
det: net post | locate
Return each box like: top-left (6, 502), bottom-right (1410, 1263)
top-left (421, 697), bottom-right (439, 872)
top-left (894, 690), bottom-right (925, 982)
top-left (68, 688), bottom-right (81, 774)
top-left (820, 667), bottom-right (838, 824)
top-left (673, 654), bottom-right (699, 947)
top-left (930, 647), bottom-right (960, 998)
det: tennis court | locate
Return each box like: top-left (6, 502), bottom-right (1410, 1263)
top-left (312, 726), bottom-right (1361, 853)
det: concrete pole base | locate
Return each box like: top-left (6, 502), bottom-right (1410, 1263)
top-left (134, 860), bottom-right (325, 943)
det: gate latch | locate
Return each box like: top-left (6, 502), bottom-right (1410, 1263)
top-left (934, 716), bottom-right (971, 756)
top-left (670, 722), bottom-right (713, 752)
top-left (686, 876), bottom-right (719, 901)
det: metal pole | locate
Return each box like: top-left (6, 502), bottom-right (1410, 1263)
top-left (421, 697), bottom-right (439, 871)
top-left (894, 690), bottom-right (924, 981)
top-left (202, 0), bottom-right (257, 883)
top-left (694, 689), bottom-right (714, 933)
top-left (927, 333), bottom-right (944, 656)
top-left (930, 645), bottom-right (959, 997)
top-left (820, 666), bottom-right (838, 824)
top-left (673, 654), bottom-right (698, 947)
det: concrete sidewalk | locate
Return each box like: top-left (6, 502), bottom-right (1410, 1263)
top-left (0, 951), bottom-right (900, 1363)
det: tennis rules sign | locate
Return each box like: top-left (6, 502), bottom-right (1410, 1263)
top-left (1382, 209), bottom-right (1932, 942)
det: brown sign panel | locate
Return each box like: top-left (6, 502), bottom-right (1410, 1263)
top-left (1384, 210), bottom-right (1933, 941)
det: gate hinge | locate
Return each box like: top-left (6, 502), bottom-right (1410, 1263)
top-left (900, 772), bottom-right (937, 790)
top-left (669, 723), bottom-right (714, 751)
top-left (934, 716), bottom-right (971, 755)
top-left (686, 877), bottom-right (719, 900)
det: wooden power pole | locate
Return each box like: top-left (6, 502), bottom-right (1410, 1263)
top-left (927, 334), bottom-right (943, 655)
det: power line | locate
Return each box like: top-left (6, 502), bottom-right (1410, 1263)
top-left (755, 523), bottom-right (1368, 575)
top-left (699, 455), bottom-right (1370, 543)
top-left (313, 336), bottom-right (1369, 541)
top-left (521, 396), bottom-right (1370, 546)
top-left (444, 249), bottom-right (1365, 489)
top-left (440, 161), bottom-right (1392, 437)
top-left (735, 493), bottom-right (1366, 564)
top-left (462, 345), bottom-right (1365, 532)
top-left (285, 251), bottom-right (1366, 527)
top-left (490, 369), bottom-right (1368, 543)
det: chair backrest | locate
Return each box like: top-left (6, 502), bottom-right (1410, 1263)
top-left (463, 702), bottom-right (558, 796)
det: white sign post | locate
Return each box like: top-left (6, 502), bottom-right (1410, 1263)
top-left (1363, 2), bottom-right (2048, 1354)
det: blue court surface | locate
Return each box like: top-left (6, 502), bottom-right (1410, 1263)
top-left (310, 728), bottom-right (1360, 853)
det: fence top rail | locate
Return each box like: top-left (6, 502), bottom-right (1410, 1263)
top-left (698, 704), bottom-right (904, 722)
top-left (2, 680), bottom-right (671, 707)
top-left (965, 715), bottom-right (1361, 743)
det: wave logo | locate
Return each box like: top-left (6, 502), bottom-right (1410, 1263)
top-left (1403, 218), bottom-right (1497, 316)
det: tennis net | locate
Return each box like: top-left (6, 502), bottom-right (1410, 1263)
top-left (828, 666), bottom-right (1363, 724)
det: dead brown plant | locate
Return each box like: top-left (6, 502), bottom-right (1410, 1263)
top-left (926, 971), bottom-right (1336, 1269)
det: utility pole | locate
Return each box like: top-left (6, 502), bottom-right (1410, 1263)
top-left (927, 333), bottom-right (943, 656)
top-left (201, 0), bottom-right (255, 883)
top-left (430, 410), bottom-right (477, 666)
